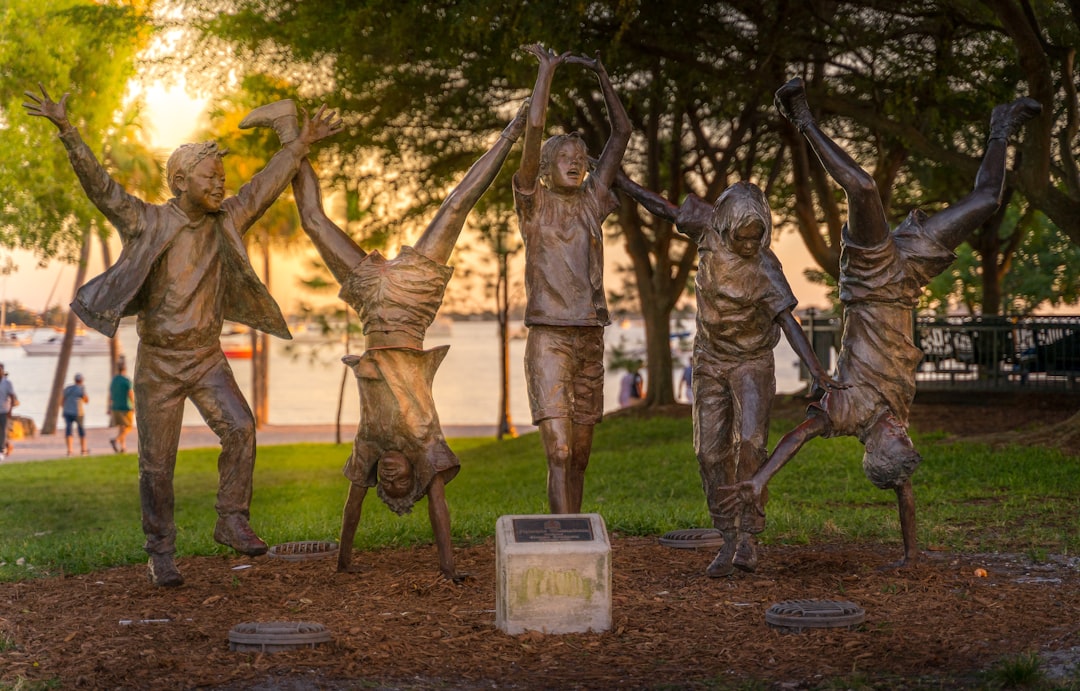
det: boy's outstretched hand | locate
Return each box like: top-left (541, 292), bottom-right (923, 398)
top-left (716, 479), bottom-right (766, 519)
top-left (522, 43), bottom-right (570, 69)
top-left (298, 104), bottom-right (344, 146)
top-left (566, 51), bottom-right (608, 76)
top-left (503, 98), bottom-right (530, 142)
top-left (23, 84), bottom-right (71, 132)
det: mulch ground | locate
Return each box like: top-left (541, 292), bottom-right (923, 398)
top-left (2, 392), bottom-right (1079, 690)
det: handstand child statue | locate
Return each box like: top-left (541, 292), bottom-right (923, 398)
top-left (720, 78), bottom-right (1041, 568)
top-left (239, 98), bottom-right (528, 580)
top-left (24, 85), bottom-right (342, 587)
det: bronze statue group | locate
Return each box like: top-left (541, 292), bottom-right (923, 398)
top-left (24, 45), bottom-right (1040, 587)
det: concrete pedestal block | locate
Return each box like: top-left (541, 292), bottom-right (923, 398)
top-left (495, 513), bottom-right (611, 635)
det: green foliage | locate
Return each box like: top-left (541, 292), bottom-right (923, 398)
top-left (925, 207), bottom-right (1080, 315)
top-left (1, 415), bottom-right (1078, 582)
top-left (981, 652), bottom-right (1047, 689)
top-left (0, 0), bottom-right (152, 259)
top-left (165, 0), bottom-right (1080, 408)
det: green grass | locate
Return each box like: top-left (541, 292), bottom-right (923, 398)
top-left (0, 414), bottom-right (1077, 581)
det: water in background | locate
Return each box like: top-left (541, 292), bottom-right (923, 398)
top-left (2, 320), bottom-right (805, 430)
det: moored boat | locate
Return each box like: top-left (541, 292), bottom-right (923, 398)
top-left (22, 334), bottom-right (113, 356)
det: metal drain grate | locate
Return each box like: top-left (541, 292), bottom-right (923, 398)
top-left (267, 541), bottom-right (339, 561)
top-left (229, 621), bottom-right (332, 652)
top-left (657, 528), bottom-right (726, 549)
top-left (765, 599), bottom-right (865, 633)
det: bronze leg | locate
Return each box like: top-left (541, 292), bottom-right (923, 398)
top-left (427, 475), bottom-right (461, 581)
top-left (337, 483), bottom-right (367, 573)
top-left (567, 422), bottom-right (595, 513)
top-left (895, 479), bottom-right (919, 568)
top-left (539, 417), bottom-right (573, 514)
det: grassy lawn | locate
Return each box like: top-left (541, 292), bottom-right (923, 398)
top-left (1, 413), bottom-right (1077, 581)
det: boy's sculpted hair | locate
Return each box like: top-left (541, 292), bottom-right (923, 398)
top-left (166, 142), bottom-right (228, 196)
top-left (538, 133), bottom-right (588, 188)
top-left (711, 181), bottom-right (773, 250)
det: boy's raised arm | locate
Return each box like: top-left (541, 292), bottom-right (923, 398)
top-left (613, 169), bottom-right (678, 223)
top-left (777, 310), bottom-right (845, 395)
top-left (23, 84), bottom-right (143, 239)
top-left (567, 52), bottom-right (631, 191)
top-left (517, 44), bottom-right (568, 194)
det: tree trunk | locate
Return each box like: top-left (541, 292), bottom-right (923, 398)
top-left (258, 332), bottom-right (269, 424)
top-left (640, 299), bottom-right (675, 406)
top-left (335, 305), bottom-right (352, 445)
top-left (496, 247), bottom-right (516, 439)
top-left (249, 328), bottom-right (262, 428)
top-left (250, 239), bottom-right (272, 428)
top-left (42, 227), bottom-right (93, 435)
top-left (614, 196), bottom-right (695, 409)
top-left (98, 234), bottom-right (121, 377)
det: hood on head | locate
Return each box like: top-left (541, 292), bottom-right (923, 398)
top-left (710, 181), bottom-right (772, 251)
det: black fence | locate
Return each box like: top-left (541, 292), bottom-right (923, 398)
top-left (799, 312), bottom-right (1080, 393)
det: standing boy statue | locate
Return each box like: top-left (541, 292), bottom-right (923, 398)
top-left (720, 79), bottom-right (1040, 568)
top-left (239, 98), bottom-right (527, 579)
top-left (615, 174), bottom-right (843, 577)
top-left (514, 44), bottom-right (631, 514)
top-left (24, 85), bottom-right (342, 587)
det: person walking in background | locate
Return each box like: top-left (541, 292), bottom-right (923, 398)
top-left (678, 360), bottom-right (694, 404)
top-left (0, 364), bottom-right (18, 461)
top-left (63, 373), bottom-right (89, 457)
top-left (618, 360), bottom-right (644, 407)
top-left (108, 361), bottom-right (134, 453)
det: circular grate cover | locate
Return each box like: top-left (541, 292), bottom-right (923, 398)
top-left (267, 541), bottom-right (339, 561)
top-left (658, 528), bottom-right (726, 549)
top-left (229, 621), bottom-right (332, 652)
top-left (765, 599), bottom-right (865, 633)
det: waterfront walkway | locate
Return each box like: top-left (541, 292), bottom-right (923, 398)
top-left (0, 422), bottom-right (533, 464)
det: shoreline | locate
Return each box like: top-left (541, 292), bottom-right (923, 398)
top-left (0, 422), bottom-right (537, 464)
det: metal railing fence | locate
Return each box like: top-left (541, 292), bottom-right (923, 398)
top-left (799, 312), bottom-right (1080, 393)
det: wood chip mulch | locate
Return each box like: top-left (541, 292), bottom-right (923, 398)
top-left (2, 391), bottom-right (1079, 690)
top-left (2, 539), bottom-right (1079, 689)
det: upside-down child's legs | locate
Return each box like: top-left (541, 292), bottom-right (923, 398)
top-left (923, 98), bottom-right (1041, 251)
top-left (775, 78), bottom-right (890, 246)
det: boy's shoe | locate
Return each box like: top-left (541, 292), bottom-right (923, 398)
top-left (989, 97), bottom-right (1042, 141)
top-left (147, 554), bottom-right (184, 587)
top-left (705, 533), bottom-right (737, 578)
top-left (774, 77), bottom-right (814, 131)
top-left (214, 515), bottom-right (268, 556)
top-left (110, 439), bottom-right (119, 453)
top-left (239, 100), bottom-right (299, 144)
top-left (733, 533), bottom-right (758, 573)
